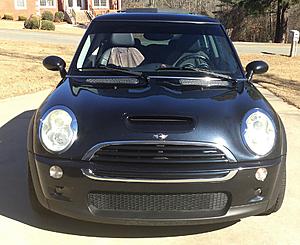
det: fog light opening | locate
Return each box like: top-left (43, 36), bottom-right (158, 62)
top-left (254, 188), bottom-right (262, 196)
top-left (49, 165), bottom-right (63, 179)
top-left (255, 168), bottom-right (268, 181)
top-left (55, 186), bottom-right (64, 194)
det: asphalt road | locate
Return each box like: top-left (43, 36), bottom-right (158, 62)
top-left (0, 29), bottom-right (81, 45)
top-left (0, 28), bottom-right (298, 56)
top-left (233, 42), bottom-right (299, 56)
top-left (0, 87), bottom-right (299, 244)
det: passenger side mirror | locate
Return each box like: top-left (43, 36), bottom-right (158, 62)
top-left (43, 56), bottom-right (67, 78)
top-left (246, 61), bottom-right (269, 81)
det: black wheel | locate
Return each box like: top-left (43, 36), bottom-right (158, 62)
top-left (261, 163), bottom-right (286, 215)
top-left (27, 162), bottom-right (49, 215)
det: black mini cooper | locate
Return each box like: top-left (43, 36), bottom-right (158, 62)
top-left (27, 10), bottom-right (287, 225)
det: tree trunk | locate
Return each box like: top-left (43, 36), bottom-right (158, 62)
top-left (281, 4), bottom-right (289, 43)
top-left (275, 0), bottom-right (282, 42)
top-left (274, 0), bottom-right (289, 43)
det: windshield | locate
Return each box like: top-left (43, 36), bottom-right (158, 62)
top-left (74, 21), bottom-right (243, 78)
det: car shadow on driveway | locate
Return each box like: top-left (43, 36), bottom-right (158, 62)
top-left (0, 110), bottom-right (238, 238)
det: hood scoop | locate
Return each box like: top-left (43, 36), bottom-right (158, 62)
top-left (125, 115), bottom-right (195, 133)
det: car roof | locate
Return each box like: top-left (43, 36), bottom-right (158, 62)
top-left (93, 12), bottom-right (220, 24)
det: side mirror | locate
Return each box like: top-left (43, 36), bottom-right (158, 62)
top-left (43, 56), bottom-right (67, 78)
top-left (245, 60), bottom-right (269, 81)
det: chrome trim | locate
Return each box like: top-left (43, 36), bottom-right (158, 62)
top-left (241, 108), bottom-right (277, 157)
top-left (86, 78), bottom-right (139, 84)
top-left (39, 106), bottom-right (78, 154)
top-left (179, 79), bottom-right (231, 87)
top-left (81, 169), bottom-right (238, 183)
top-left (82, 140), bottom-right (237, 162)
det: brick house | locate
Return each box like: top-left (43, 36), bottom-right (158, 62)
top-left (0, 0), bottom-right (122, 21)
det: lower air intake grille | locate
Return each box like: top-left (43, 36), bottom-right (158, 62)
top-left (88, 192), bottom-right (229, 212)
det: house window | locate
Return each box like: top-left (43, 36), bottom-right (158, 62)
top-left (15, 0), bottom-right (26, 9)
top-left (40, 0), bottom-right (55, 7)
top-left (93, 0), bottom-right (108, 7)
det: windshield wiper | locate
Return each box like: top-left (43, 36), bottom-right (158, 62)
top-left (79, 65), bottom-right (148, 83)
top-left (156, 66), bottom-right (236, 82)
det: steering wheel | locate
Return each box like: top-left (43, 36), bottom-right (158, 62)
top-left (174, 54), bottom-right (211, 70)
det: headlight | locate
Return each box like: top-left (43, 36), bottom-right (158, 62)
top-left (39, 106), bottom-right (78, 153)
top-left (241, 109), bottom-right (276, 156)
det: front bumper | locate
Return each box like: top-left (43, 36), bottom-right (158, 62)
top-left (28, 152), bottom-right (286, 225)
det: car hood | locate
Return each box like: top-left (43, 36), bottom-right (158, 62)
top-left (33, 78), bottom-right (284, 161)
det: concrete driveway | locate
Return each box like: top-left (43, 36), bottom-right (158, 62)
top-left (0, 87), bottom-right (299, 244)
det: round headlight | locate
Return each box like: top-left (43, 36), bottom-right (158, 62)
top-left (241, 109), bottom-right (276, 156)
top-left (39, 107), bottom-right (78, 153)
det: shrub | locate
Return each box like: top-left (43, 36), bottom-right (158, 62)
top-left (41, 20), bottom-right (55, 31)
top-left (3, 14), bottom-right (13, 20)
top-left (41, 11), bottom-right (54, 21)
top-left (18, 15), bottom-right (27, 21)
top-left (54, 11), bottom-right (64, 22)
top-left (24, 16), bottom-right (40, 29)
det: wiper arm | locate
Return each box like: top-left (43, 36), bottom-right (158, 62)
top-left (189, 68), bottom-right (236, 81)
top-left (79, 65), bottom-right (148, 83)
top-left (156, 66), bottom-right (236, 82)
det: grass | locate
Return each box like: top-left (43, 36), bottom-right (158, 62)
top-left (240, 54), bottom-right (300, 109)
top-left (0, 40), bottom-right (75, 99)
top-left (0, 39), bottom-right (299, 109)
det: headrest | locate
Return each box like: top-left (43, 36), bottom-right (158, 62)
top-left (168, 39), bottom-right (180, 48)
top-left (188, 40), bottom-right (202, 53)
top-left (111, 33), bottom-right (135, 47)
top-left (134, 38), bottom-right (141, 46)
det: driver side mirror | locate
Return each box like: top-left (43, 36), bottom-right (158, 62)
top-left (43, 56), bottom-right (67, 78)
top-left (246, 60), bottom-right (269, 81)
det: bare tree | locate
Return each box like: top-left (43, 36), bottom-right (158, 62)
top-left (121, 0), bottom-right (300, 42)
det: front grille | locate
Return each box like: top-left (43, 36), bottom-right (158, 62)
top-left (91, 143), bottom-right (229, 164)
top-left (87, 192), bottom-right (229, 212)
